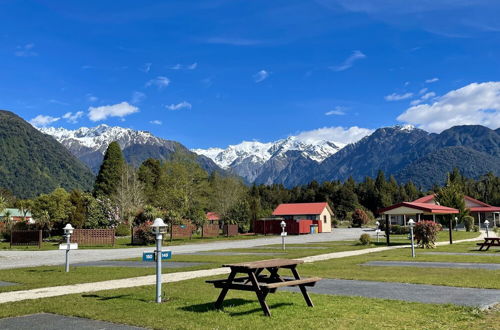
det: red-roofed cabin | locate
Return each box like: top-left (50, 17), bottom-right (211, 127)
top-left (272, 202), bottom-right (334, 233)
top-left (413, 194), bottom-right (500, 228)
top-left (206, 212), bottom-right (221, 225)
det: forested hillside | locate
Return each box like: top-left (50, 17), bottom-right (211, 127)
top-left (0, 110), bottom-right (94, 198)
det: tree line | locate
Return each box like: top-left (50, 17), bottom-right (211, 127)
top-left (1, 141), bottom-right (499, 234)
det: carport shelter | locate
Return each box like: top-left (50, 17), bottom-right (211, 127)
top-left (378, 202), bottom-right (459, 245)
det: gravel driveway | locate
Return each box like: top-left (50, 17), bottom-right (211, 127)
top-left (0, 228), bottom-right (368, 270)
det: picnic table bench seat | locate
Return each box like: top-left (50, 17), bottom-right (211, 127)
top-left (477, 237), bottom-right (500, 251)
top-left (206, 258), bottom-right (321, 316)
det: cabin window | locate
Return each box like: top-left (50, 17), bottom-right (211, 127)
top-left (323, 215), bottom-right (327, 223)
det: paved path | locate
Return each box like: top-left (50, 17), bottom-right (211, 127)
top-left (284, 279), bottom-right (500, 310)
top-left (0, 313), bottom-right (145, 330)
top-left (0, 234), bottom-right (484, 305)
top-left (422, 252), bottom-right (500, 257)
top-left (364, 260), bottom-right (500, 270)
top-left (0, 228), bottom-right (367, 270)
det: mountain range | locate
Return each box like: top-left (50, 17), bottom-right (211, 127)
top-left (39, 125), bottom-right (220, 174)
top-left (0, 110), bottom-right (94, 198)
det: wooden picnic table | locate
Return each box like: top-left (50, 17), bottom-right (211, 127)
top-left (206, 258), bottom-right (321, 316)
top-left (477, 237), bottom-right (500, 251)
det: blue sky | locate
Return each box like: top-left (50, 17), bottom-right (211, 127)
top-left (1, 0), bottom-right (500, 148)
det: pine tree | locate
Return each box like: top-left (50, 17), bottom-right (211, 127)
top-left (93, 141), bottom-right (125, 197)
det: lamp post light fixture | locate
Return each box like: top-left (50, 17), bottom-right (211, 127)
top-left (408, 219), bottom-right (416, 258)
top-left (375, 221), bottom-right (380, 243)
top-left (151, 218), bottom-right (168, 303)
top-left (280, 221), bottom-right (287, 250)
top-left (484, 220), bottom-right (490, 238)
top-left (63, 223), bottom-right (74, 272)
top-left (455, 217), bottom-right (458, 232)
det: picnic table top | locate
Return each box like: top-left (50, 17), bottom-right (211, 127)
top-left (222, 258), bottom-right (304, 270)
top-left (484, 237), bottom-right (500, 241)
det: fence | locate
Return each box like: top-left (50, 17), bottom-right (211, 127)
top-left (70, 229), bottom-right (115, 246)
top-left (170, 223), bottom-right (195, 240)
top-left (10, 230), bottom-right (42, 248)
top-left (202, 224), bottom-right (220, 238)
top-left (223, 224), bottom-right (238, 237)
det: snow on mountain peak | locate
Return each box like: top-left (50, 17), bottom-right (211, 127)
top-left (39, 125), bottom-right (163, 153)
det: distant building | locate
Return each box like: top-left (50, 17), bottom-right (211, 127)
top-left (0, 208), bottom-right (32, 222)
top-left (272, 202), bottom-right (334, 233)
top-left (206, 212), bottom-right (221, 224)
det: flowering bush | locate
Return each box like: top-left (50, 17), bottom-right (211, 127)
top-left (133, 222), bottom-right (155, 245)
top-left (414, 221), bottom-right (441, 248)
top-left (351, 209), bottom-right (370, 227)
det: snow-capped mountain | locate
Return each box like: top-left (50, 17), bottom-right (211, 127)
top-left (192, 136), bottom-right (344, 183)
top-left (39, 125), bottom-right (221, 174)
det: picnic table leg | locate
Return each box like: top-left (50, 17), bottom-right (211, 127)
top-left (248, 271), bottom-right (271, 317)
top-left (290, 266), bottom-right (314, 307)
top-left (267, 267), bottom-right (284, 282)
top-left (214, 270), bottom-right (237, 309)
top-left (485, 242), bottom-right (492, 251)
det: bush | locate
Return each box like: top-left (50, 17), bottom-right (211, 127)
top-left (359, 233), bottom-right (371, 245)
top-left (332, 218), bottom-right (339, 228)
top-left (115, 223), bottom-right (130, 237)
top-left (133, 222), bottom-right (156, 245)
top-left (414, 221), bottom-right (441, 248)
top-left (463, 216), bottom-right (474, 232)
top-left (351, 209), bottom-right (370, 228)
top-left (391, 225), bottom-right (410, 235)
top-left (0, 230), bottom-right (10, 241)
top-left (473, 225), bottom-right (480, 232)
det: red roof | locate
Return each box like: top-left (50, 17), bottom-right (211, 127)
top-left (412, 194), bottom-right (499, 212)
top-left (469, 206), bottom-right (500, 212)
top-left (412, 195), bottom-right (436, 203)
top-left (206, 212), bottom-right (220, 221)
top-left (272, 202), bottom-right (331, 216)
top-left (379, 202), bottom-right (459, 214)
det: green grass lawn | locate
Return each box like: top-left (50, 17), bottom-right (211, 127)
top-left (0, 278), bottom-right (497, 329)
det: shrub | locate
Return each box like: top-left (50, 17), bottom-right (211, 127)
top-left (359, 233), bottom-right (371, 245)
top-left (463, 216), bottom-right (474, 232)
top-left (390, 225), bottom-right (410, 235)
top-left (115, 223), bottom-right (130, 237)
top-left (473, 225), bottom-right (480, 232)
top-left (351, 209), bottom-right (370, 228)
top-left (332, 218), bottom-right (339, 228)
top-left (133, 222), bottom-right (156, 245)
top-left (414, 221), bottom-right (441, 248)
top-left (0, 230), bottom-right (10, 241)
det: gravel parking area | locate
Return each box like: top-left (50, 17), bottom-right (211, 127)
top-left (284, 279), bottom-right (500, 310)
top-left (363, 261), bottom-right (500, 270)
top-left (0, 313), bottom-right (145, 330)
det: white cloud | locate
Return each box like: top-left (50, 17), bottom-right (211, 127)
top-left (385, 92), bottom-right (413, 101)
top-left (29, 115), bottom-right (60, 127)
top-left (397, 81), bottom-right (500, 132)
top-left (150, 120), bottom-right (162, 125)
top-left (329, 50), bottom-right (366, 72)
top-left (419, 87), bottom-right (428, 94)
top-left (425, 77), bottom-right (439, 83)
top-left (295, 126), bottom-right (374, 145)
top-left (88, 102), bottom-right (139, 121)
top-left (15, 43), bottom-right (37, 57)
top-left (205, 37), bottom-right (262, 46)
top-left (421, 91), bottom-right (436, 100)
top-left (141, 62), bottom-right (152, 73)
top-left (131, 91), bottom-right (146, 104)
top-left (166, 101), bottom-right (192, 111)
top-left (325, 106), bottom-right (346, 116)
top-left (145, 76), bottom-right (170, 89)
top-left (168, 62), bottom-right (197, 70)
top-left (253, 70), bottom-right (269, 83)
top-left (87, 94), bottom-right (98, 102)
top-left (62, 111), bottom-right (84, 124)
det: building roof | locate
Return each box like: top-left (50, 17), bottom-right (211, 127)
top-left (206, 212), bottom-right (220, 221)
top-left (379, 202), bottom-right (459, 214)
top-left (272, 202), bottom-right (331, 216)
top-left (0, 208), bottom-right (32, 217)
top-left (412, 194), bottom-right (499, 213)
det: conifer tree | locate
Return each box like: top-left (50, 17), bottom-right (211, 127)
top-left (93, 141), bottom-right (125, 197)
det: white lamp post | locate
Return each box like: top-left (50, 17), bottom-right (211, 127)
top-left (151, 218), bottom-right (168, 303)
top-left (375, 221), bottom-right (380, 243)
top-left (63, 223), bottom-right (74, 272)
top-left (484, 220), bottom-right (490, 238)
top-left (280, 221), bottom-right (287, 250)
top-left (408, 219), bottom-right (416, 258)
top-left (455, 217), bottom-right (458, 231)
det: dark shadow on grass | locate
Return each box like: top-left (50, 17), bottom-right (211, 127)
top-left (81, 293), bottom-right (148, 302)
top-left (180, 299), bottom-right (293, 316)
top-left (26, 269), bottom-right (58, 273)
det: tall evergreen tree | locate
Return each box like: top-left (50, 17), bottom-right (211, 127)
top-left (93, 141), bottom-right (125, 197)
